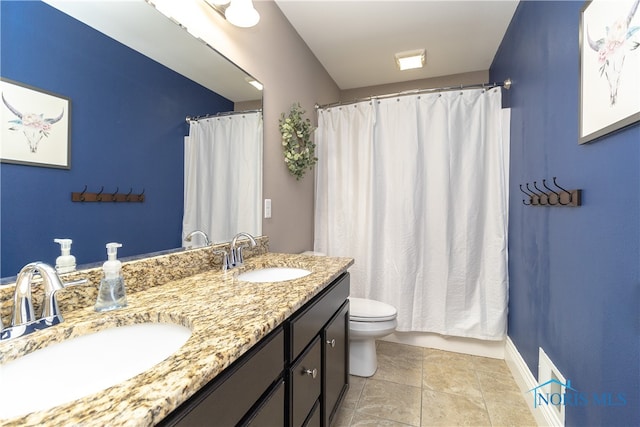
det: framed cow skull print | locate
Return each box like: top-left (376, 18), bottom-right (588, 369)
top-left (1, 78), bottom-right (71, 169)
top-left (579, 0), bottom-right (640, 144)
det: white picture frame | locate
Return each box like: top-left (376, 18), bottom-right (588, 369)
top-left (1, 78), bottom-right (71, 169)
top-left (579, 0), bottom-right (640, 144)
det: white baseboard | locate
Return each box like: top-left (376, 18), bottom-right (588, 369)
top-left (505, 337), bottom-right (559, 427)
top-left (381, 331), bottom-right (505, 359)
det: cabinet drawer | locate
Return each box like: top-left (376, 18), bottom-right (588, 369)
top-left (291, 337), bottom-right (322, 427)
top-left (165, 327), bottom-right (284, 426)
top-left (290, 273), bottom-right (349, 360)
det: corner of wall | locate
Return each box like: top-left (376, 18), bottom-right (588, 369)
top-left (505, 337), bottom-right (561, 427)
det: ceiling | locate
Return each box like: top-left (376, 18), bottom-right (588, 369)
top-left (42, 0), bottom-right (261, 102)
top-left (274, 0), bottom-right (520, 89)
top-left (41, 0), bottom-right (520, 97)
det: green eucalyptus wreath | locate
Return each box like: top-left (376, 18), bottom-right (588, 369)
top-left (279, 103), bottom-right (317, 180)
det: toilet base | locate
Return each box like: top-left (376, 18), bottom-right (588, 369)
top-left (349, 338), bottom-right (377, 377)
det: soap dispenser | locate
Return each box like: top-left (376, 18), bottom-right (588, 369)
top-left (95, 242), bottom-right (128, 312)
top-left (54, 238), bottom-right (76, 273)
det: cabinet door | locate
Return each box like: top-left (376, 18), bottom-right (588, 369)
top-left (291, 337), bottom-right (322, 427)
top-left (303, 400), bottom-right (321, 427)
top-left (323, 301), bottom-right (349, 426)
top-left (245, 380), bottom-right (285, 426)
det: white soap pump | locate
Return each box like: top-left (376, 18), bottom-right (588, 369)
top-left (54, 238), bottom-right (76, 273)
top-left (95, 242), bottom-right (128, 312)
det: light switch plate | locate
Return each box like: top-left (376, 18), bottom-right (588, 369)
top-left (264, 198), bottom-right (272, 218)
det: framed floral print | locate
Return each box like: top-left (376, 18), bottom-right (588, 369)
top-left (579, 0), bottom-right (640, 144)
top-left (1, 78), bottom-right (71, 169)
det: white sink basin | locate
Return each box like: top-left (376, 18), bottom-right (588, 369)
top-left (0, 322), bottom-right (191, 420)
top-left (237, 267), bottom-right (311, 283)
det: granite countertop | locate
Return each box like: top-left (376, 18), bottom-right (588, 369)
top-left (0, 252), bottom-right (353, 426)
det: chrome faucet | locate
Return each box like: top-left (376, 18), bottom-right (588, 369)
top-left (184, 230), bottom-right (211, 246)
top-left (1, 262), bottom-right (87, 342)
top-left (228, 232), bottom-right (257, 269)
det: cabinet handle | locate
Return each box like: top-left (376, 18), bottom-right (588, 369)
top-left (326, 338), bottom-right (336, 348)
top-left (303, 368), bottom-right (318, 379)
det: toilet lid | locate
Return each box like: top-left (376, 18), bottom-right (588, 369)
top-left (349, 297), bottom-right (397, 322)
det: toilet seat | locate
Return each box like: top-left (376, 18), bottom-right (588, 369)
top-left (349, 297), bottom-right (397, 322)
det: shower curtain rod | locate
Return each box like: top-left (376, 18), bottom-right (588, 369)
top-left (315, 78), bottom-right (512, 110)
top-left (186, 108), bottom-right (262, 123)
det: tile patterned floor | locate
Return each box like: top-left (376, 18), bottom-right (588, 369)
top-left (333, 341), bottom-right (537, 427)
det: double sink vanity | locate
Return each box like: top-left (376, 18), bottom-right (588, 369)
top-left (0, 237), bottom-right (353, 426)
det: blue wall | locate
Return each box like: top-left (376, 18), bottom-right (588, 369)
top-left (1, 1), bottom-right (232, 277)
top-left (491, 1), bottom-right (639, 425)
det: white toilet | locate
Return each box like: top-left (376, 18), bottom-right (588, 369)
top-left (348, 297), bottom-right (397, 377)
top-left (301, 251), bottom-right (398, 377)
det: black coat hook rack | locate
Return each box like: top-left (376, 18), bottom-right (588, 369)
top-left (519, 177), bottom-right (581, 207)
top-left (71, 185), bottom-right (145, 203)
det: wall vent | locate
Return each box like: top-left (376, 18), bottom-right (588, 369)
top-left (538, 348), bottom-right (567, 426)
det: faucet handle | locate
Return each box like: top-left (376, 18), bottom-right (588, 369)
top-left (64, 278), bottom-right (89, 287)
top-left (42, 277), bottom-right (88, 318)
top-left (213, 249), bottom-right (231, 271)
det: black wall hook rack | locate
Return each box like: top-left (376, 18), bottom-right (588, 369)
top-left (519, 177), bottom-right (581, 207)
top-left (71, 185), bottom-right (145, 203)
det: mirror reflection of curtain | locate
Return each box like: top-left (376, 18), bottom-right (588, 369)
top-left (183, 111), bottom-right (262, 246)
top-left (314, 89), bottom-right (509, 340)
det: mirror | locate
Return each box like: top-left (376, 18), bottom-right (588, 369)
top-left (0, 0), bottom-right (262, 280)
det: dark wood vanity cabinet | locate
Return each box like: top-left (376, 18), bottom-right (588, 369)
top-left (288, 272), bottom-right (350, 427)
top-left (159, 326), bottom-right (285, 427)
top-left (159, 272), bottom-right (349, 427)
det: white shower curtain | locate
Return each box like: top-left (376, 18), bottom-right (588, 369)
top-left (314, 88), bottom-right (509, 340)
top-left (183, 111), bottom-right (262, 245)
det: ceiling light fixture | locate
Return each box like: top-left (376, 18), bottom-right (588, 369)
top-left (245, 77), bottom-right (263, 91)
top-left (205, 0), bottom-right (260, 28)
top-left (394, 49), bottom-right (426, 71)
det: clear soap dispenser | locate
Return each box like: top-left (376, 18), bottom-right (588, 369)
top-left (54, 238), bottom-right (76, 273)
top-left (95, 242), bottom-right (128, 312)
